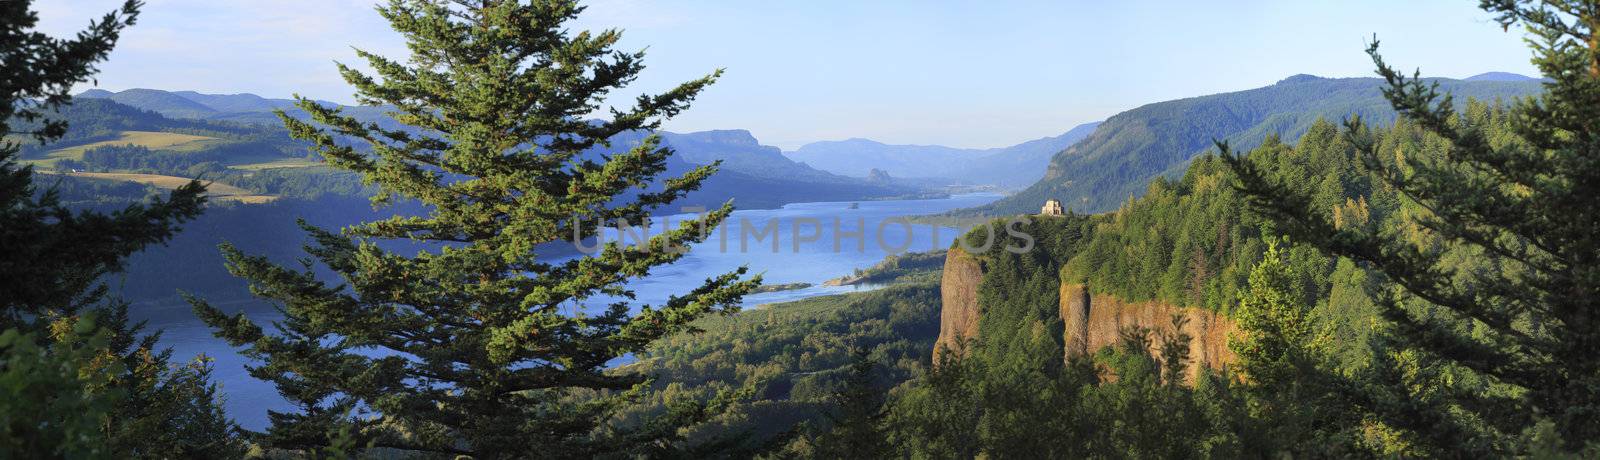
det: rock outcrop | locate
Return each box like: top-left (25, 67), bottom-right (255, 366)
top-left (935, 247), bottom-right (984, 359)
top-left (1060, 283), bottom-right (1236, 377)
top-left (937, 258), bottom-right (1237, 375)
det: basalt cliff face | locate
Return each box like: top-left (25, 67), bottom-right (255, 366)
top-left (935, 247), bottom-right (984, 359)
top-left (1060, 283), bottom-right (1236, 375)
top-left (936, 251), bottom-right (1237, 373)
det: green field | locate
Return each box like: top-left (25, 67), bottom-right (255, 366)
top-left (43, 131), bottom-right (218, 161)
top-left (47, 171), bottom-right (277, 204)
top-left (227, 158), bottom-right (324, 170)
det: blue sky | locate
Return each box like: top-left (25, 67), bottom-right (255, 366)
top-left (39, 1), bottom-right (1539, 150)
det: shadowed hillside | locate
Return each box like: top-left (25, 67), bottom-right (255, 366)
top-left (954, 75), bottom-right (1542, 216)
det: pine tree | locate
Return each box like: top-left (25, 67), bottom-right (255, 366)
top-left (1223, 0), bottom-right (1600, 450)
top-left (1226, 239), bottom-right (1342, 454)
top-left (1231, 239), bottom-right (1312, 388)
top-left (0, 1), bottom-right (243, 457)
top-left (886, 349), bottom-right (984, 459)
top-left (0, 0), bottom-right (205, 328)
top-left (814, 348), bottom-right (891, 459)
top-left (190, 0), bottom-right (758, 456)
top-left (1156, 315), bottom-right (1193, 386)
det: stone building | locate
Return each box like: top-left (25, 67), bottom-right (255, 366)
top-left (1040, 199), bottom-right (1064, 216)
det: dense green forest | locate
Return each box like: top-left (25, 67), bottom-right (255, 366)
top-left (830, 249), bottom-right (947, 286)
top-left (961, 74), bottom-right (1544, 216)
top-left (583, 102), bottom-right (1571, 458)
top-left (618, 285), bottom-right (944, 453)
top-left (876, 115), bottom-right (1480, 456)
top-left (554, 104), bottom-right (1544, 457)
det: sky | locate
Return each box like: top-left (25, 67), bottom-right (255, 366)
top-left (37, 1), bottom-right (1540, 150)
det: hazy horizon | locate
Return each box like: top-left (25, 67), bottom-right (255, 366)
top-left (38, 0), bottom-right (1542, 150)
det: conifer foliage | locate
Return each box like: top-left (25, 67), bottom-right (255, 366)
top-left (191, 0), bottom-right (757, 456)
top-left (1224, 0), bottom-right (1600, 450)
top-left (0, 0), bottom-right (205, 326)
top-left (1, 1), bottom-right (243, 457)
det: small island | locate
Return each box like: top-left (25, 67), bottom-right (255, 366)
top-left (750, 282), bottom-right (814, 294)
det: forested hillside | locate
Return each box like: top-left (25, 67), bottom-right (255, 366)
top-left (618, 284), bottom-right (945, 452)
top-left (885, 103), bottom-right (1534, 456)
top-left (44, 92), bottom-right (925, 210)
top-left (608, 103), bottom-right (1538, 457)
top-left (75, 88), bottom-right (920, 203)
top-left (960, 75), bottom-right (1542, 215)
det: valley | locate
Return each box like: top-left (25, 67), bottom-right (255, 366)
top-left (49, 89), bottom-right (929, 212)
top-left (127, 192), bottom-right (1000, 429)
top-left (32, 76), bottom-right (1552, 454)
top-left (8, 0), bottom-right (1593, 455)
top-left (27, 75), bottom-right (1558, 457)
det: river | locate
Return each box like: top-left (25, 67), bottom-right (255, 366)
top-left (132, 192), bottom-right (1001, 429)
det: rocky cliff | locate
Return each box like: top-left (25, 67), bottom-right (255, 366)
top-left (935, 247), bottom-right (984, 359)
top-left (1060, 283), bottom-right (1236, 377)
top-left (936, 253), bottom-right (1237, 374)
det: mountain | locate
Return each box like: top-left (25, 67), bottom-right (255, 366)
top-left (960, 122), bottom-right (1102, 188)
top-left (625, 129), bottom-right (922, 209)
top-left (169, 91), bottom-right (301, 113)
top-left (79, 88), bottom-right (342, 115)
top-left (78, 88), bottom-right (220, 119)
top-left (1464, 71), bottom-right (1539, 82)
top-left (959, 74), bottom-right (1544, 216)
top-left (785, 121), bottom-right (1101, 188)
top-left (786, 139), bottom-right (976, 178)
top-left (77, 89), bottom-right (856, 177)
top-left (62, 90), bottom-right (921, 208)
top-left (11, 98), bottom-right (259, 160)
top-left (658, 129), bottom-right (847, 182)
top-left (78, 88), bottom-right (391, 128)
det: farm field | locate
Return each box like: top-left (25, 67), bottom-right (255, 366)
top-left (53, 171), bottom-right (277, 204)
top-left (228, 158), bottom-right (324, 170)
top-left (44, 131), bottom-right (218, 161)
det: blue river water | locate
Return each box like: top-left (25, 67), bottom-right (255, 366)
top-left (132, 192), bottom-right (1000, 429)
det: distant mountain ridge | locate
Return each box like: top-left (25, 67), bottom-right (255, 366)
top-left (79, 89), bottom-right (838, 177)
top-left (72, 88), bottom-right (921, 208)
top-left (78, 88), bottom-right (397, 130)
top-left (959, 74), bottom-right (1545, 216)
top-left (78, 88), bottom-right (220, 119)
top-left (1464, 71), bottom-right (1539, 82)
top-left (787, 138), bottom-right (974, 177)
top-left (78, 88), bottom-right (337, 117)
top-left (659, 129), bottom-right (845, 182)
top-left (785, 121), bottom-right (1101, 188)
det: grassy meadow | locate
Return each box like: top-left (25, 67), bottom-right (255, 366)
top-left (47, 171), bottom-right (277, 203)
top-left (46, 131), bottom-right (217, 159)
